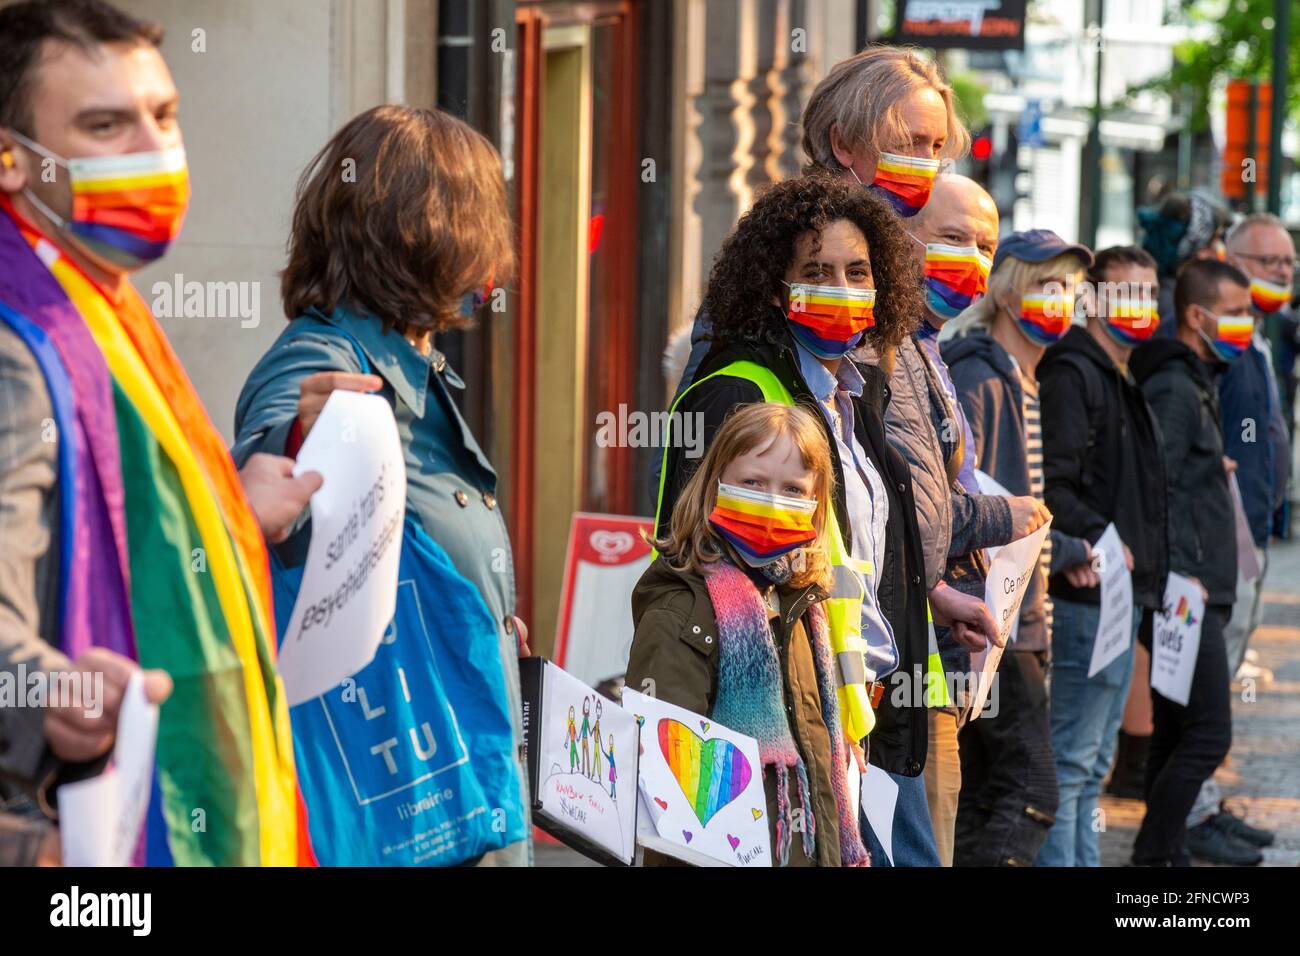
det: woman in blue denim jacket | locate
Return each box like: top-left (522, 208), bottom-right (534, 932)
top-left (230, 104), bottom-right (529, 865)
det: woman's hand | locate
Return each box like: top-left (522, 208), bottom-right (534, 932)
top-left (1007, 495), bottom-right (1051, 540)
top-left (297, 371), bottom-right (383, 440)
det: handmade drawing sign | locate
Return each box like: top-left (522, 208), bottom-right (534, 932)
top-left (519, 658), bottom-right (639, 866)
top-left (658, 718), bottom-right (753, 826)
top-left (622, 688), bottom-right (770, 867)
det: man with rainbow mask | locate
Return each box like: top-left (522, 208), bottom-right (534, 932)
top-left (0, 0), bottom-right (319, 866)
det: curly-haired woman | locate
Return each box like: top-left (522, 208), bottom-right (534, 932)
top-left (648, 175), bottom-right (1000, 865)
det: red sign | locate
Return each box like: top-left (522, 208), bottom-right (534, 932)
top-left (553, 513), bottom-right (654, 686)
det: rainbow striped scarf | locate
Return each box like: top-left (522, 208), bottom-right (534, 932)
top-left (705, 561), bottom-right (869, 866)
top-left (0, 199), bottom-right (312, 866)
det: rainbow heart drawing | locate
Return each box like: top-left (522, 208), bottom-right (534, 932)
top-left (751, 808), bottom-right (763, 820)
top-left (658, 718), bottom-right (753, 827)
top-left (654, 797), bottom-right (668, 810)
top-left (683, 830), bottom-right (693, 844)
top-left (699, 721), bottom-right (710, 735)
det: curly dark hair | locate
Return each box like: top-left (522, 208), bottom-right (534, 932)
top-left (701, 175), bottom-right (923, 352)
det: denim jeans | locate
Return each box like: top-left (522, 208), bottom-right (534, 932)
top-left (1036, 597), bottom-right (1141, 867)
top-left (861, 768), bottom-right (942, 867)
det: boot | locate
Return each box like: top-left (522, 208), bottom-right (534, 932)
top-left (1105, 730), bottom-right (1150, 800)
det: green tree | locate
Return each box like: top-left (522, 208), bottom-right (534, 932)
top-left (1135, 0), bottom-right (1300, 130)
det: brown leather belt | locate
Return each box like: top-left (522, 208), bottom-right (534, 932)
top-left (868, 680), bottom-right (886, 709)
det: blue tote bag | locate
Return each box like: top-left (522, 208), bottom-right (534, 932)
top-left (269, 325), bottom-right (527, 865)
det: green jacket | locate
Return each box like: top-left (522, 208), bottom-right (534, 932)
top-left (627, 557), bottom-right (842, 867)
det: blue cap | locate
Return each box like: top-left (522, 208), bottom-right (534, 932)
top-left (992, 229), bottom-right (1094, 273)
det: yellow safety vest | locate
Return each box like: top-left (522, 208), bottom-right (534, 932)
top-left (652, 360), bottom-right (877, 739)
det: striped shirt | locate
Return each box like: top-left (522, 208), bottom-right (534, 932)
top-left (1016, 360), bottom-right (1052, 635)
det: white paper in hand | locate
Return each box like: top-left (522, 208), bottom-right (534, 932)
top-left (1229, 473), bottom-right (1261, 581)
top-left (968, 519), bottom-right (1051, 721)
top-left (58, 672), bottom-right (160, 866)
top-left (1088, 523), bottom-right (1134, 678)
top-left (1150, 572), bottom-right (1205, 706)
top-left (278, 390), bottom-right (406, 706)
top-left (861, 762), bottom-right (899, 866)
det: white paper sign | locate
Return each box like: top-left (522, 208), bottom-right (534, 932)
top-left (1150, 572), bottom-right (1205, 706)
top-left (861, 762), bottom-right (899, 866)
top-left (278, 391), bottom-right (406, 706)
top-left (967, 520), bottom-right (1052, 721)
top-left (622, 688), bottom-right (770, 867)
top-left (1229, 473), bottom-right (1262, 581)
top-left (534, 662), bottom-right (638, 864)
top-left (973, 468), bottom-right (1023, 645)
top-left (58, 672), bottom-right (160, 866)
top-left (1088, 523), bottom-right (1134, 678)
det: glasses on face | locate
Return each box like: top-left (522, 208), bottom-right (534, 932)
top-left (1237, 252), bottom-right (1299, 274)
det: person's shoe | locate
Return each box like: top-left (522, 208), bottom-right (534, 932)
top-left (1212, 807), bottom-right (1275, 848)
top-left (1186, 820), bottom-right (1264, 865)
top-left (1105, 730), bottom-right (1149, 800)
top-left (1234, 660), bottom-right (1274, 683)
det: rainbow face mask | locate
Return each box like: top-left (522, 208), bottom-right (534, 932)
top-left (708, 481), bottom-right (818, 566)
top-left (1102, 297), bottom-right (1161, 347)
top-left (1202, 312), bottom-right (1253, 363)
top-left (1249, 277), bottom-right (1291, 314)
top-left (785, 282), bottom-right (876, 358)
top-left (857, 152), bottom-right (941, 218)
top-left (11, 131), bottom-right (190, 270)
top-left (1014, 291), bottom-right (1073, 346)
top-left (920, 242), bottom-right (991, 320)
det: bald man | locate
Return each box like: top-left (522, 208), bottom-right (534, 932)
top-left (875, 174), bottom-right (1050, 866)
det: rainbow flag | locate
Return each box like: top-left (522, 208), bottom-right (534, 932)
top-left (708, 482), bottom-right (817, 565)
top-left (1018, 292), bottom-right (1073, 345)
top-left (1249, 277), bottom-right (1291, 314)
top-left (1216, 314), bottom-right (1254, 354)
top-left (1173, 596), bottom-right (1197, 627)
top-left (0, 198), bottom-right (312, 866)
top-left (869, 153), bottom-right (941, 217)
top-left (1105, 297), bottom-right (1161, 346)
top-left (786, 284), bottom-right (876, 357)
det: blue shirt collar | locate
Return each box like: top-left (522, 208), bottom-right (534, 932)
top-left (312, 306), bottom-right (463, 417)
top-left (794, 340), bottom-right (865, 404)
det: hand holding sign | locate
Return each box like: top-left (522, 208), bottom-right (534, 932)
top-left (58, 671), bottom-right (165, 866)
top-left (277, 391), bottom-right (406, 706)
top-left (1087, 524), bottom-right (1134, 678)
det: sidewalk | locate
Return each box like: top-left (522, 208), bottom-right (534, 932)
top-left (1099, 535), bottom-right (1300, 867)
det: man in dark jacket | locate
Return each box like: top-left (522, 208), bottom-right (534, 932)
top-left (1129, 258), bottom-right (1254, 866)
top-left (1035, 246), bottom-right (1170, 867)
top-left (1221, 214), bottom-right (1296, 676)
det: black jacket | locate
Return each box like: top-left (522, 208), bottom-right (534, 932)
top-left (942, 330), bottom-right (1092, 653)
top-left (1038, 327), bottom-right (1170, 610)
top-left (1131, 338), bottom-right (1238, 605)
top-left (656, 327), bottom-right (931, 777)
